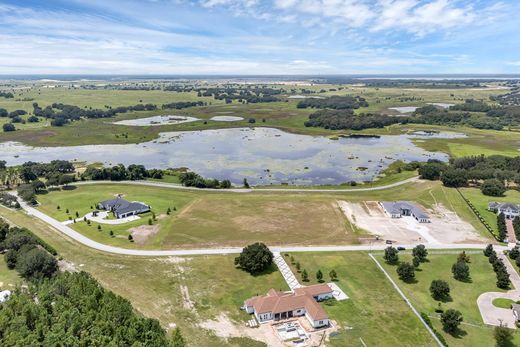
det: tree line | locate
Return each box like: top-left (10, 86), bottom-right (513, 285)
top-left (297, 95), bottom-right (368, 110)
top-left (179, 171), bottom-right (231, 189)
top-left (0, 91), bottom-right (14, 98)
top-left (418, 155), bottom-right (520, 195)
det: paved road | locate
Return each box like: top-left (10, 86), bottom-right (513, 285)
top-left (477, 253), bottom-right (520, 328)
top-left (13, 194), bottom-right (500, 256)
top-left (72, 176), bottom-right (420, 193)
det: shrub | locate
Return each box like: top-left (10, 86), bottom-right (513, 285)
top-left (234, 242), bottom-right (273, 275)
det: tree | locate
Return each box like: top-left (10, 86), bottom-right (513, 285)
top-left (15, 247), bottom-right (57, 279)
top-left (234, 242), bottom-right (273, 275)
top-left (441, 309), bottom-right (463, 333)
top-left (316, 270), bottom-right (323, 283)
top-left (97, 225), bottom-right (101, 231)
top-left (167, 207), bottom-right (171, 215)
top-left (494, 322), bottom-right (514, 347)
top-left (2, 123), bottom-right (15, 132)
top-left (418, 162), bottom-right (445, 180)
top-left (496, 269), bottom-right (511, 289)
top-left (295, 262), bottom-right (301, 272)
top-left (440, 168), bottom-right (468, 188)
top-left (412, 256), bottom-right (421, 268)
top-left (498, 213), bottom-right (507, 241)
top-left (412, 244), bottom-right (428, 262)
top-left (457, 251), bottom-right (471, 263)
top-left (329, 269), bottom-right (338, 281)
top-left (384, 246), bottom-right (399, 264)
top-left (430, 280), bottom-right (450, 300)
top-left (452, 261), bottom-right (470, 281)
top-left (109, 230), bottom-right (114, 237)
top-left (301, 269), bottom-right (309, 282)
top-left (243, 178), bottom-right (250, 188)
top-left (509, 247), bottom-right (520, 260)
top-left (396, 262), bottom-right (415, 282)
top-left (128, 234), bottom-right (133, 242)
top-left (481, 178), bottom-right (506, 197)
top-left (484, 244), bottom-right (494, 257)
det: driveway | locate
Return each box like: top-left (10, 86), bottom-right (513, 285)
top-left (477, 253), bottom-right (520, 328)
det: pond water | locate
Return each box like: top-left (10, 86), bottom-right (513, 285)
top-left (113, 115), bottom-right (199, 126)
top-left (427, 103), bottom-right (455, 109)
top-left (210, 116), bottom-right (244, 122)
top-left (0, 128), bottom-right (461, 186)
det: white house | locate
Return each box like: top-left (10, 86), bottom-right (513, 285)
top-left (380, 201), bottom-right (431, 223)
top-left (244, 284), bottom-right (333, 328)
top-left (488, 202), bottom-right (520, 220)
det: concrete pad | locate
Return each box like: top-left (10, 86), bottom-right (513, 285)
top-left (328, 282), bottom-right (348, 301)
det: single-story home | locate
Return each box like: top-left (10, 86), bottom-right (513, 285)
top-left (98, 197), bottom-right (150, 219)
top-left (488, 202), bottom-right (520, 219)
top-left (380, 201), bottom-right (431, 223)
top-left (244, 284), bottom-right (333, 328)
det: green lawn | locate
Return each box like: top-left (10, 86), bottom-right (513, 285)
top-left (493, 298), bottom-right (515, 309)
top-left (377, 251), bottom-right (520, 346)
top-left (283, 251), bottom-right (436, 346)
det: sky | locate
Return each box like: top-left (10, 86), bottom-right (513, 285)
top-left (0, 0), bottom-right (519, 75)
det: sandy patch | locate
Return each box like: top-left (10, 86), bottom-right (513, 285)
top-left (180, 285), bottom-right (195, 310)
top-left (338, 201), bottom-right (486, 244)
top-left (129, 224), bottom-right (160, 245)
top-left (200, 313), bottom-right (281, 347)
top-left (58, 260), bottom-right (79, 273)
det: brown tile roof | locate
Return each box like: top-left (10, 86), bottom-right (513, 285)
top-left (294, 284), bottom-right (332, 297)
top-left (245, 285), bottom-right (330, 321)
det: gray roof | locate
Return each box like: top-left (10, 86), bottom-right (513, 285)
top-left (490, 202), bottom-right (520, 213)
top-left (99, 198), bottom-right (148, 215)
top-left (381, 201), bottom-right (429, 219)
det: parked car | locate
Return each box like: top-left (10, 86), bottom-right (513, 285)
top-left (385, 240), bottom-right (393, 244)
top-left (397, 246), bottom-right (406, 251)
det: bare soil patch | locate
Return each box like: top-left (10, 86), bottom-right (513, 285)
top-left (129, 224), bottom-right (160, 245)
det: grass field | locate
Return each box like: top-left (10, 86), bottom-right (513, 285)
top-left (0, 256), bottom-right (20, 291)
top-left (33, 180), bottom-right (492, 249)
top-left (283, 251), bottom-right (436, 346)
top-left (377, 251), bottom-right (520, 346)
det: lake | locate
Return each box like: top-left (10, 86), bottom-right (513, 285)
top-left (0, 128), bottom-right (459, 186)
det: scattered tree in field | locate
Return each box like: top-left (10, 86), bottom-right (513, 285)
top-left (109, 230), bottom-right (114, 237)
top-left (412, 256), bottom-right (421, 268)
top-left (494, 322), bottom-right (514, 347)
top-left (2, 123), bottom-right (15, 132)
top-left (234, 242), bottom-right (273, 275)
top-left (97, 225), bottom-right (101, 231)
top-left (412, 244), bottom-right (428, 262)
top-left (301, 269), bottom-right (309, 282)
top-left (316, 270), bottom-right (323, 283)
top-left (243, 178), bottom-right (250, 188)
top-left (452, 261), bottom-right (470, 281)
top-left (457, 251), bottom-right (470, 263)
top-left (290, 255), bottom-right (295, 264)
top-left (329, 269), bottom-right (338, 281)
top-left (57, 205), bottom-right (60, 210)
top-left (86, 219), bottom-right (91, 225)
top-left (396, 262), bottom-right (415, 282)
top-left (295, 262), bottom-right (301, 272)
top-left (441, 309), bottom-right (463, 334)
top-left (384, 246), bottom-right (399, 264)
top-left (167, 207), bottom-right (171, 215)
top-left (430, 280), bottom-right (450, 301)
top-left (128, 234), bottom-right (133, 242)
top-left (75, 211), bottom-right (79, 218)
top-left (148, 218), bottom-right (153, 225)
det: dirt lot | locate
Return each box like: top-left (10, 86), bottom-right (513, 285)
top-left (338, 200), bottom-right (486, 245)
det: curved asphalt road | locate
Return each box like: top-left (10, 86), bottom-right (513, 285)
top-left (72, 176), bottom-right (421, 193)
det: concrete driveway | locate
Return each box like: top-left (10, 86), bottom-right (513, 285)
top-left (477, 253), bottom-right (520, 328)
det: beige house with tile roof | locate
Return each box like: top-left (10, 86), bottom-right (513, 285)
top-left (244, 284), bottom-right (333, 328)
